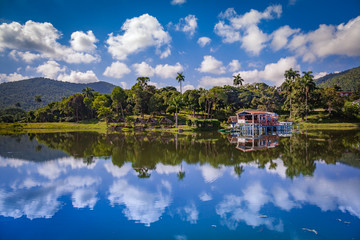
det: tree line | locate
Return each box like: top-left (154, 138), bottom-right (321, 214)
top-left (0, 69), bottom-right (359, 123)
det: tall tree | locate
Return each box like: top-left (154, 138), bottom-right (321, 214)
top-left (176, 72), bottom-right (185, 94)
top-left (111, 86), bottom-right (127, 119)
top-left (136, 77), bottom-right (150, 88)
top-left (169, 95), bottom-right (184, 128)
top-left (302, 71), bottom-right (316, 121)
top-left (322, 87), bottom-right (345, 115)
top-left (233, 74), bottom-right (244, 87)
top-left (82, 87), bottom-right (94, 98)
top-left (282, 68), bottom-right (300, 119)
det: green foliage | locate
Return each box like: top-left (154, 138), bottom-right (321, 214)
top-left (315, 66), bottom-right (360, 91)
top-left (176, 72), bottom-right (185, 94)
top-left (0, 78), bottom-right (116, 110)
top-left (0, 108), bottom-right (26, 122)
top-left (188, 119), bottom-right (221, 130)
top-left (321, 87), bottom-right (345, 114)
top-left (111, 86), bottom-right (127, 118)
top-left (343, 101), bottom-right (360, 119)
top-left (2, 68), bottom-right (359, 125)
top-left (233, 73), bottom-right (244, 87)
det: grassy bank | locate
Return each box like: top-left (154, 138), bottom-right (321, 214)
top-left (298, 122), bottom-right (360, 130)
top-left (0, 121), bottom-right (199, 134)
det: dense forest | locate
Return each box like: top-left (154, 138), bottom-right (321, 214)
top-left (0, 69), bottom-right (360, 124)
top-left (0, 78), bottom-right (116, 110)
top-left (315, 66), bottom-right (360, 91)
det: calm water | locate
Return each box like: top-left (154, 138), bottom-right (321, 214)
top-left (0, 131), bottom-right (359, 240)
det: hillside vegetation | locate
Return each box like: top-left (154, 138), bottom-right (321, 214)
top-left (0, 78), bottom-right (116, 110)
top-left (315, 66), bottom-right (360, 91)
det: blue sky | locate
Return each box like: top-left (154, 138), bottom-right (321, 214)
top-left (0, 0), bottom-right (359, 89)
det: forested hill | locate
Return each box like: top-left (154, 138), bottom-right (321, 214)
top-left (315, 66), bottom-right (360, 91)
top-left (0, 78), bottom-right (117, 110)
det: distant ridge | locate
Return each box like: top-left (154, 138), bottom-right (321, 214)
top-left (0, 78), bottom-right (117, 110)
top-left (315, 66), bottom-right (360, 91)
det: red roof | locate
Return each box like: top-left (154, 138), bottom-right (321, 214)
top-left (236, 110), bottom-right (270, 114)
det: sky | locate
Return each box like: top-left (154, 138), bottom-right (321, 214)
top-left (0, 0), bottom-right (359, 90)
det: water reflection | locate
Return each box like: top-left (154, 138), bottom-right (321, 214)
top-left (0, 131), bottom-right (359, 239)
top-left (228, 134), bottom-right (279, 152)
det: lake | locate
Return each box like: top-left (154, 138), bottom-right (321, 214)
top-left (0, 130), bottom-right (359, 239)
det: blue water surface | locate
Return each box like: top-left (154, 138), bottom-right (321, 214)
top-left (0, 132), bottom-right (359, 240)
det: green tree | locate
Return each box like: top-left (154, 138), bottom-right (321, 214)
top-left (169, 95), bottom-right (184, 128)
top-left (233, 74), bottom-right (244, 87)
top-left (176, 72), bottom-right (185, 94)
top-left (68, 94), bottom-right (86, 122)
top-left (282, 68), bottom-right (300, 119)
top-left (302, 71), bottom-right (316, 121)
top-left (82, 87), bottom-right (94, 98)
top-left (322, 87), bottom-right (345, 115)
top-left (93, 95), bottom-right (112, 122)
top-left (34, 95), bottom-right (42, 103)
top-left (136, 76), bottom-right (150, 88)
top-left (111, 86), bottom-right (127, 119)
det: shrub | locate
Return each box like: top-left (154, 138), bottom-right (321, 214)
top-left (186, 119), bottom-right (192, 127)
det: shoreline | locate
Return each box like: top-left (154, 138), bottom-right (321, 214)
top-left (1, 121), bottom-right (360, 134)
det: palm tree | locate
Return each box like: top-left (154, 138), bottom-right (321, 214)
top-left (169, 95), bottom-right (183, 128)
top-left (283, 68), bottom-right (300, 119)
top-left (302, 71), bottom-right (315, 121)
top-left (34, 95), bottom-right (42, 103)
top-left (233, 74), bottom-right (244, 87)
top-left (177, 163), bottom-right (185, 181)
top-left (176, 72), bottom-right (185, 94)
top-left (82, 87), bottom-right (94, 98)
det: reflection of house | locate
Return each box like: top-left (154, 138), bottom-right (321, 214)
top-left (232, 135), bottom-right (279, 152)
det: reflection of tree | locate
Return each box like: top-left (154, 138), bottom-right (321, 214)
top-left (234, 165), bottom-right (244, 178)
top-left (83, 156), bottom-right (95, 165)
top-left (135, 167), bottom-right (151, 178)
top-left (177, 163), bottom-right (185, 181)
top-left (35, 145), bottom-right (42, 152)
top-left (23, 130), bottom-right (360, 179)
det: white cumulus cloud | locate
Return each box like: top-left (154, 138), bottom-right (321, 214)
top-left (197, 37), bottom-right (211, 47)
top-left (214, 5), bottom-right (282, 55)
top-left (9, 50), bottom-right (42, 63)
top-left (288, 16), bottom-right (360, 62)
top-left (228, 59), bottom-right (241, 72)
top-left (57, 70), bottom-right (99, 83)
top-left (196, 55), bottom-right (226, 74)
top-left (199, 76), bottom-right (232, 88)
top-left (106, 14), bottom-right (171, 60)
top-left (0, 20), bottom-right (99, 64)
top-left (36, 60), bottom-right (66, 79)
top-left (0, 72), bottom-right (30, 83)
top-left (171, 0), bottom-right (186, 5)
top-left (314, 72), bottom-right (328, 79)
top-left (103, 61), bottom-right (131, 79)
top-left (132, 61), bottom-right (183, 79)
top-left (271, 25), bottom-right (300, 51)
top-left (70, 30), bottom-right (98, 52)
top-left (234, 57), bottom-right (300, 86)
top-left (175, 15), bottom-right (198, 37)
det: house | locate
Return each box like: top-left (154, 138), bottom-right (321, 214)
top-left (338, 91), bottom-right (353, 97)
top-left (229, 110), bottom-right (279, 128)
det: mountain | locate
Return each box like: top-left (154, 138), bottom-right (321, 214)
top-left (0, 78), bottom-right (117, 110)
top-left (315, 66), bottom-right (360, 91)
